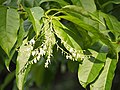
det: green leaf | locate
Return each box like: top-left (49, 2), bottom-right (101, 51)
top-left (27, 7), bottom-right (44, 37)
top-left (78, 44), bottom-right (108, 88)
top-left (31, 60), bottom-right (45, 86)
top-left (71, 0), bottom-right (96, 12)
top-left (62, 21), bottom-right (92, 49)
top-left (62, 5), bottom-right (89, 17)
top-left (16, 19), bottom-right (25, 48)
top-left (101, 1), bottom-right (120, 9)
top-left (59, 15), bottom-right (115, 53)
top-left (39, 0), bottom-right (69, 6)
top-left (0, 6), bottom-right (19, 56)
top-left (16, 40), bottom-right (33, 90)
top-left (62, 5), bottom-right (105, 27)
top-left (52, 19), bottom-right (82, 51)
top-left (71, 0), bottom-right (82, 6)
top-left (90, 57), bottom-right (117, 90)
top-left (5, 18), bottom-right (26, 71)
top-left (24, 0), bottom-right (34, 7)
top-left (79, 0), bottom-right (96, 12)
top-left (17, 0), bottom-right (22, 5)
top-left (5, 49), bottom-right (16, 71)
top-left (103, 14), bottom-right (120, 39)
top-left (89, 11), bottom-right (106, 29)
top-left (67, 60), bottom-right (79, 73)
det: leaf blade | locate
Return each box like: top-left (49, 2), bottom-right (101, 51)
top-left (59, 15), bottom-right (115, 53)
top-left (78, 44), bottom-right (108, 88)
top-left (52, 19), bottom-right (82, 51)
top-left (27, 7), bottom-right (44, 37)
top-left (90, 57), bottom-right (117, 90)
top-left (16, 40), bottom-right (33, 90)
top-left (0, 6), bottom-right (19, 56)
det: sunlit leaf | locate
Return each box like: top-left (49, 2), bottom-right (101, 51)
top-left (16, 40), bottom-right (33, 90)
top-left (79, 0), bottom-right (96, 12)
top-left (0, 6), bottom-right (19, 56)
top-left (62, 5), bottom-right (89, 17)
top-left (71, 0), bottom-right (96, 12)
top-left (90, 57), bottom-right (117, 90)
top-left (52, 18), bottom-right (84, 61)
top-left (27, 7), bottom-right (44, 37)
top-left (78, 44), bottom-right (108, 88)
top-left (5, 18), bottom-right (25, 71)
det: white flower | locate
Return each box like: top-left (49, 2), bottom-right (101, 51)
top-left (81, 54), bottom-right (85, 60)
top-left (72, 53), bottom-right (76, 57)
top-left (37, 55), bottom-right (41, 60)
top-left (35, 50), bottom-right (39, 55)
top-left (29, 61), bottom-right (34, 64)
top-left (47, 58), bottom-right (51, 63)
top-left (66, 55), bottom-right (69, 59)
top-left (26, 47), bottom-right (32, 51)
top-left (33, 58), bottom-right (37, 63)
top-left (29, 39), bottom-right (35, 45)
top-left (40, 48), bottom-right (45, 56)
top-left (45, 61), bottom-right (49, 68)
top-left (32, 51), bottom-right (36, 56)
top-left (69, 48), bottom-right (74, 53)
top-left (68, 55), bottom-right (72, 60)
top-left (43, 45), bottom-right (47, 50)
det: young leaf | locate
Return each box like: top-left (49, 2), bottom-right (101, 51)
top-left (78, 44), bottom-right (108, 88)
top-left (16, 40), bottom-right (33, 90)
top-left (27, 7), bottom-right (44, 37)
top-left (90, 57), bottom-right (118, 90)
top-left (0, 6), bottom-right (19, 56)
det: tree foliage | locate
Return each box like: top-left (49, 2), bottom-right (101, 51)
top-left (0, 0), bottom-right (120, 90)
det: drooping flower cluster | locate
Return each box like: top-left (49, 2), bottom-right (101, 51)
top-left (21, 17), bottom-right (90, 73)
top-left (26, 19), bottom-right (55, 68)
top-left (56, 40), bottom-right (85, 61)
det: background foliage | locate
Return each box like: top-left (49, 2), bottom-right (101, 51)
top-left (0, 0), bottom-right (120, 90)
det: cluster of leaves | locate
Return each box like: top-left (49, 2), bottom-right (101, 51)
top-left (0, 0), bottom-right (120, 90)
